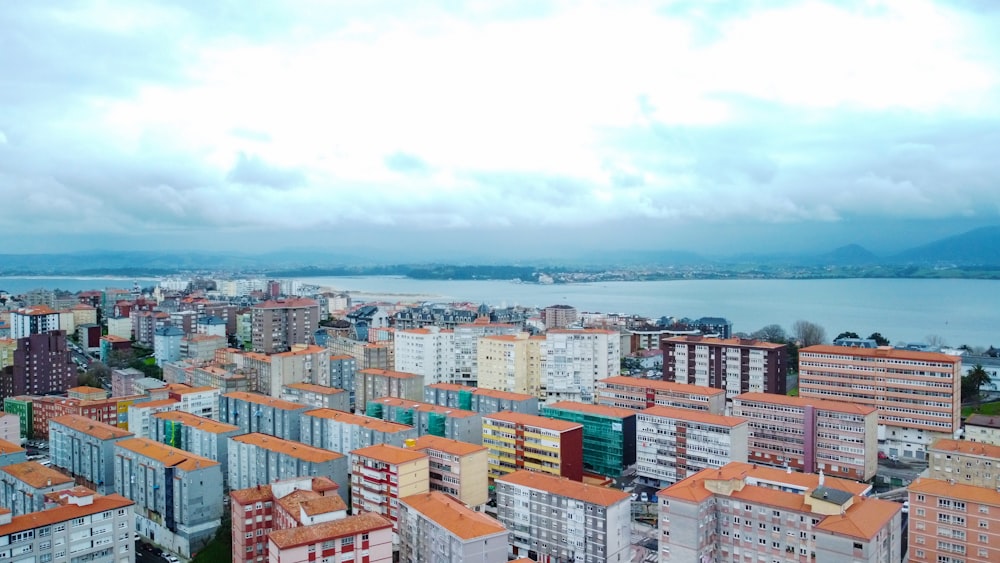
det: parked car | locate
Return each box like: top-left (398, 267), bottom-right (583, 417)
top-left (640, 492), bottom-right (649, 502)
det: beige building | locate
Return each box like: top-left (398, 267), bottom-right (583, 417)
top-left (660, 462), bottom-right (899, 563)
top-left (964, 414), bottom-right (1000, 446)
top-left (0, 339), bottom-right (16, 371)
top-left (350, 443), bottom-right (429, 544)
top-left (596, 376), bottom-right (727, 414)
top-left (70, 303), bottom-right (98, 329)
top-left (411, 434), bottom-right (489, 508)
top-left (230, 345), bottom-right (331, 397)
top-left (927, 438), bottom-right (1000, 488)
top-left (355, 369), bottom-right (424, 412)
top-left (799, 345), bottom-right (962, 460)
top-left (477, 333), bottom-right (544, 397)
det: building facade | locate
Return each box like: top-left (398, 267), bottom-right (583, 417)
top-left (5, 331), bottom-right (75, 399)
top-left (150, 411), bottom-right (243, 489)
top-left (542, 329), bottom-right (620, 404)
top-left (300, 408), bottom-right (417, 454)
top-left (349, 443), bottom-right (429, 543)
top-left (398, 491), bottom-right (508, 563)
top-left (219, 392), bottom-right (308, 442)
top-left (354, 369), bottom-right (424, 413)
top-left (596, 376), bottom-right (727, 414)
top-left (541, 401), bottom-right (637, 478)
top-left (364, 397), bottom-right (482, 444)
top-left (476, 333), bottom-right (545, 398)
top-left (663, 335), bottom-right (788, 397)
top-left (49, 414), bottom-right (135, 494)
top-left (908, 477), bottom-right (1000, 563)
top-left (266, 512), bottom-right (394, 563)
top-left (251, 297), bottom-right (320, 354)
top-left (424, 383), bottom-right (539, 415)
top-left (482, 411), bottom-right (584, 482)
top-left (394, 327), bottom-right (455, 386)
top-left (411, 435), bottom-right (489, 509)
top-left (228, 433), bottom-right (349, 501)
top-left (280, 382), bottom-right (350, 413)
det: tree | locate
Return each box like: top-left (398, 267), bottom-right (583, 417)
top-left (751, 324), bottom-right (787, 343)
top-left (925, 334), bottom-right (946, 349)
top-left (867, 332), bottom-right (890, 346)
top-left (965, 364), bottom-right (992, 400)
top-left (793, 320), bottom-right (826, 347)
top-left (84, 361), bottom-right (111, 383)
top-left (835, 331), bottom-right (860, 341)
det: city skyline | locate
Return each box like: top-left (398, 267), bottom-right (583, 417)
top-left (2, 1), bottom-right (999, 259)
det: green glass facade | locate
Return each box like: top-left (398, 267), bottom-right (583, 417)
top-left (2, 397), bottom-right (33, 440)
top-left (541, 405), bottom-right (636, 478)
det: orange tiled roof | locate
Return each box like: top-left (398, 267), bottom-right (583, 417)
top-left (300, 495), bottom-right (347, 517)
top-left (412, 435), bottom-right (486, 457)
top-left (639, 405), bottom-right (747, 428)
top-left (814, 496), bottom-right (901, 540)
top-left (67, 386), bottom-right (106, 395)
top-left (400, 491), bottom-right (507, 540)
top-left (909, 476), bottom-right (1000, 505)
top-left (0, 461), bottom-right (74, 489)
top-left (303, 409), bottom-right (414, 433)
top-left (0, 439), bottom-right (24, 454)
top-left (150, 411), bottom-right (240, 434)
top-left (663, 335), bottom-right (786, 349)
top-left (800, 345), bottom-right (960, 364)
top-left (546, 328), bottom-right (617, 335)
top-left (169, 385), bottom-right (217, 395)
top-left (930, 438), bottom-right (1000, 459)
top-left (358, 368), bottom-right (421, 379)
top-left (544, 401), bottom-right (637, 419)
top-left (733, 392), bottom-right (877, 416)
top-left (232, 433), bottom-right (343, 463)
top-left (498, 470), bottom-right (630, 507)
top-left (597, 376), bottom-right (726, 396)
top-left (659, 462), bottom-right (871, 502)
top-left (222, 392), bottom-right (304, 411)
top-left (284, 382), bottom-right (345, 395)
top-left (268, 512), bottom-right (392, 549)
top-left (230, 484), bottom-right (273, 505)
top-left (50, 414), bottom-right (134, 440)
top-left (253, 298), bottom-right (318, 309)
top-left (0, 493), bottom-right (134, 536)
top-left (350, 443), bottom-right (427, 465)
top-left (484, 411), bottom-right (582, 432)
top-left (115, 437), bottom-right (219, 471)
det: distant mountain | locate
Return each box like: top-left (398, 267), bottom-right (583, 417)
top-left (891, 226), bottom-right (1000, 265)
top-left (815, 244), bottom-right (880, 266)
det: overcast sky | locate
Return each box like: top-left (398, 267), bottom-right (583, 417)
top-left (2, 0), bottom-right (998, 260)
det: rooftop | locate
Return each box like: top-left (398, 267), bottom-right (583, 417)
top-left (222, 391), bottom-right (305, 411)
top-left (965, 414), bottom-right (1000, 429)
top-left (284, 382), bottom-right (345, 395)
top-left (129, 398), bottom-right (180, 410)
top-left (268, 512), bottom-right (392, 549)
top-left (115, 437), bottom-right (219, 471)
top-left (50, 414), bottom-right (134, 440)
top-left (597, 376), bottom-right (726, 397)
top-left (1, 461), bottom-right (74, 489)
top-left (369, 397), bottom-right (479, 418)
top-left (663, 335), bottom-right (787, 349)
top-left (498, 470), bottom-right (629, 507)
top-left (358, 368), bottom-right (421, 379)
top-left (639, 405), bottom-right (748, 428)
top-left (733, 392), bottom-right (878, 416)
top-left (909, 476), bottom-right (1000, 505)
top-left (800, 345), bottom-right (961, 364)
top-left (411, 435), bottom-right (487, 457)
top-left (400, 491), bottom-right (507, 540)
top-left (544, 401), bottom-right (637, 420)
top-left (930, 438), bottom-right (1000, 459)
top-left (0, 493), bottom-right (134, 537)
top-left (150, 411), bottom-right (240, 434)
top-left (303, 409), bottom-right (413, 433)
top-left (484, 411), bottom-right (583, 432)
top-left (0, 439), bottom-right (24, 454)
top-left (351, 443), bottom-right (428, 466)
top-left (253, 297), bottom-right (319, 310)
top-left (232, 433), bottom-right (344, 463)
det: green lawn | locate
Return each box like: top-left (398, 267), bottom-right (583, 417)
top-left (962, 401), bottom-right (1000, 418)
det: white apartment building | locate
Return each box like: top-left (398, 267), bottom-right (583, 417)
top-left (398, 491), bottom-right (508, 563)
top-left (169, 385), bottom-right (221, 420)
top-left (126, 399), bottom-right (181, 439)
top-left (635, 406), bottom-right (749, 488)
top-left (496, 469), bottom-right (631, 562)
top-left (543, 329), bottom-right (621, 404)
top-left (0, 486), bottom-right (136, 563)
top-left (10, 306), bottom-right (61, 339)
top-left (452, 320), bottom-right (519, 386)
top-left (394, 327), bottom-right (455, 386)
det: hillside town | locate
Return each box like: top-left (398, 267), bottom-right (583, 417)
top-left (0, 278), bottom-right (995, 563)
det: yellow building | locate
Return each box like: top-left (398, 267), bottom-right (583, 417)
top-left (412, 434), bottom-right (489, 508)
top-left (477, 333), bottom-right (545, 398)
top-left (482, 411), bottom-right (583, 481)
top-left (0, 339), bottom-right (16, 370)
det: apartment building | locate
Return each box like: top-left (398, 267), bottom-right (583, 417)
top-left (476, 333), bottom-right (545, 397)
top-left (907, 477), bottom-right (1000, 563)
top-left (482, 411), bottom-right (584, 481)
top-left (411, 435), bottom-right (489, 508)
top-left (251, 297), bottom-right (320, 354)
top-left (541, 401), bottom-right (637, 478)
top-left (227, 345), bottom-right (331, 397)
top-left (732, 392), bottom-right (879, 482)
top-left (964, 414), bottom-right (1000, 446)
top-left (181, 333), bottom-right (227, 361)
top-left (663, 335), bottom-right (788, 397)
top-left (154, 325), bottom-right (184, 365)
top-left (328, 354), bottom-right (358, 408)
top-left (927, 438), bottom-right (1000, 488)
top-left (281, 382), bottom-right (349, 412)
top-left (6, 331), bottom-right (75, 399)
top-left (659, 462), bottom-right (900, 563)
top-left (0, 338), bottom-right (15, 371)
top-left (2, 397), bottom-right (33, 440)
top-left (0, 487), bottom-right (136, 563)
top-left (0, 439), bottom-right (26, 467)
top-left (228, 433), bottom-right (349, 502)
top-left (365, 397), bottom-right (482, 444)
top-left (300, 408), bottom-right (417, 454)
top-left (398, 491), bottom-right (509, 563)
top-left (635, 406), bottom-right (749, 487)
top-left (49, 414), bottom-right (135, 494)
top-left (328, 337), bottom-right (395, 371)
top-left (188, 363), bottom-right (251, 394)
top-left (496, 469), bottom-right (631, 562)
top-left (0, 461), bottom-right (75, 515)
top-left (541, 304), bottom-right (578, 329)
top-left (355, 369), bottom-right (424, 412)
top-left (230, 476), bottom-right (340, 563)
top-left (798, 345), bottom-right (962, 459)
top-left (30, 395), bottom-right (124, 439)
top-left (167, 385), bottom-right (220, 419)
top-left (542, 329), bottom-right (620, 404)
top-left (349, 443), bottom-right (429, 542)
top-left (150, 411), bottom-right (243, 488)
top-left (451, 319), bottom-right (519, 386)
top-left (267, 512), bottom-right (394, 563)
top-left (127, 398), bottom-right (181, 439)
top-left (424, 382), bottom-right (539, 415)
top-left (113, 437), bottom-right (224, 557)
top-left (393, 326), bottom-right (455, 386)
top-left (111, 367), bottom-right (145, 397)
top-left (10, 305), bottom-right (61, 339)
top-left (219, 392), bottom-right (309, 442)
top-left (596, 376), bottom-right (727, 414)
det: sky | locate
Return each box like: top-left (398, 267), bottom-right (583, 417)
top-left (1, 0), bottom-right (999, 261)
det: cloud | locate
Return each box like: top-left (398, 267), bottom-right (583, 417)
top-left (1, 0), bottom-right (999, 255)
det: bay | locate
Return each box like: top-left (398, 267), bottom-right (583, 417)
top-left (299, 276), bottom-right (1000, 349)
top-left (0, 277), bottom-right (146, 295)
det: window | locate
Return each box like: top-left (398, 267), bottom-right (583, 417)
top-left (342, 537), bottom-right (354, 547)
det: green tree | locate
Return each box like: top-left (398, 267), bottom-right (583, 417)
top-left (835, 331), bottom-right (860, 341)
top-left (964, 364), bottom-right (992, 401)
top-left (752, 324), bottom-right (787, 343)
top-left (867, 332), bottom-right (890, 346)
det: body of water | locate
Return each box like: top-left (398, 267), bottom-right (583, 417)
top-left (0, 277), bottom-right (148, 295)
top-left (300, 276), bottom-right (1000, 349)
